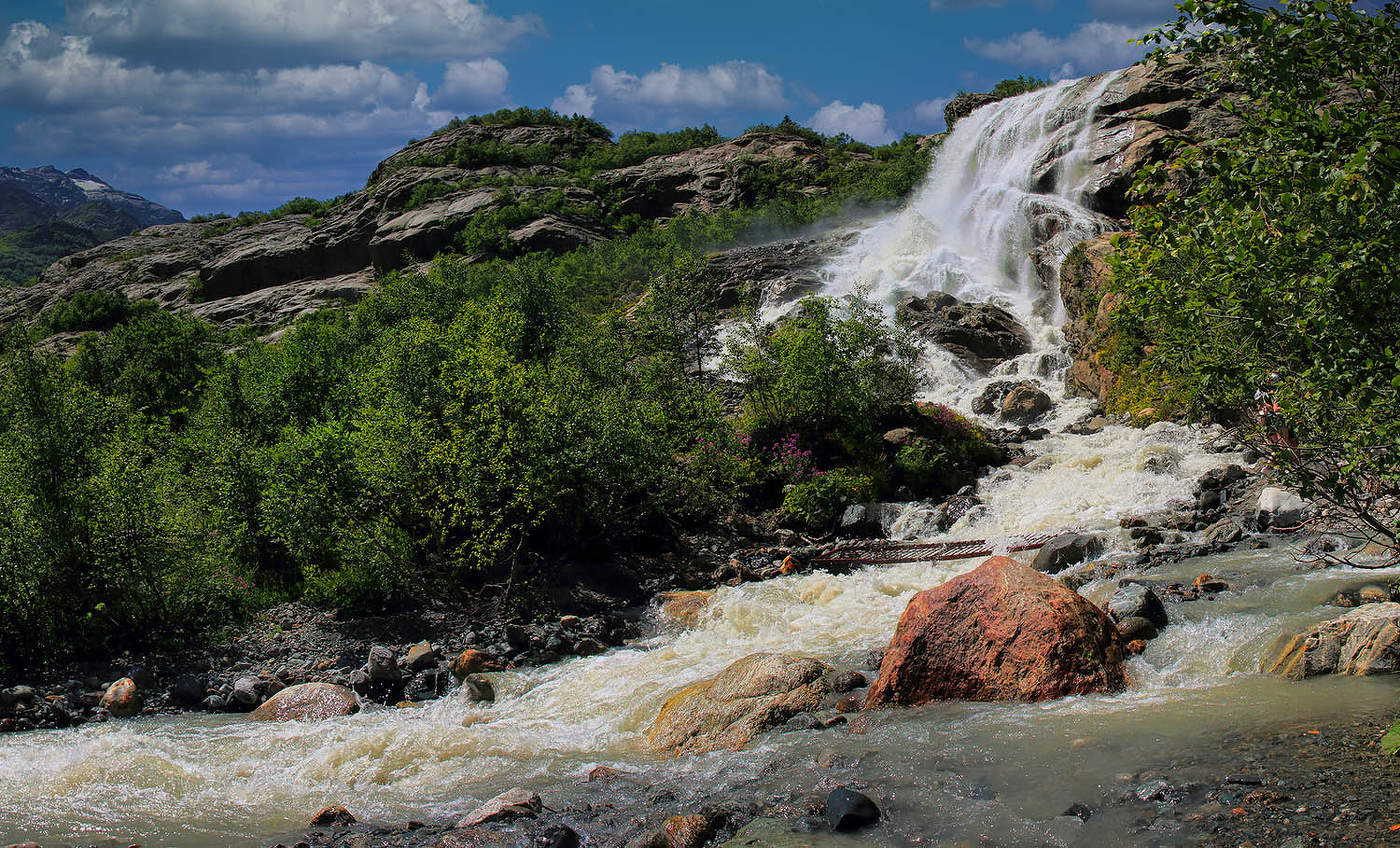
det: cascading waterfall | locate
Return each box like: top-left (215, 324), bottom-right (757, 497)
top-left (5, 76), bottom-right (1388, 848)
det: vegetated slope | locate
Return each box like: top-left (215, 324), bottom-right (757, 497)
top-left (0, 167), bottom-right (182, 285)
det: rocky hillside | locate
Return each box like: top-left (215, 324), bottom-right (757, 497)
top-left (4, 118), bottom-right (908, 331)
top-left (0, 166), bottom-right (183, 285)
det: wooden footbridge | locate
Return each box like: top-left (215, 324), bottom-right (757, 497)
top-left (808, 530), bottom-right (1065, 569)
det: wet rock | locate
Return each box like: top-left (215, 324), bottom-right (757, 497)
top-left (1061, 802), bottom-right (1093, 820)
top-left (827, 670), bottom-right (866, 693)
top-left (1001, 383), bottom-right (1053, 425)
top-left (405, 669), bottom-right (449, 702)
top-left (944, 92), bottom-right (1000, 130)
top-left (1107, 582), bottom-right (1168, 629)
top-left (230, 676), bottom-right (261, 709)
top-left (251, 683), bottom-right (360, 722)
top-left (367, 645), bottom-right (401, 683)
top-left (456, 788), bottom-right (542, 828)
top-left (826, 788), bottom-right (880, 832)
top-left (655, 590), bottom-right (715, 629)
top-left (1032, 533), bottom-right (1104, 575)
top-left (1328, 581), bottom-right (1397, 608)
top-left (1203, 518), bottom-right (1244, 545)
top-left (895, 292), bottom-right (1031, 370)
top-left (627, 814), bottom-right (715, 848)
top-left (169, 674), bottom-right (207, 708)
top-left (647, 653), bottom-right (832, 755)
top-left (201, 694), bottom-right (226, 712)
top-left (449, 649), bottom-right (504, 681)
top-left (1266, 602), bottom-right (1400, 678)
top-left (534, 826), bottom-right (581, 848)
top-left (719, 818), bottom-right (860, 847)
top-left (1256, 487), bottom-right (1308, 531)
top-left (405, 641), bottom-right (438, 671)
top-left (462, 674), bottom-right (495, 703)
top-left (1117, 616), bottom-right (1159, 642)
top-left (309, 805), bottom-right (357, 826)
top-left (864, 556), bottom-right (1126, 707)
top-left (98, 677), bottom-right (142, 718)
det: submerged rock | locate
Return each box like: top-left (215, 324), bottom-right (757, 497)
top-left (656, 590), bottom-right (715, 629)
top-left (1266, 603), bottom-right (1400, 679)
top-left (718, 818), bottom-right (866, 847)
top-left (251, 682), bottom-right (360, 722)
top-left (647, 653), bottom-right (832, 755)
top-left (864, 556), bottom-right (1126, 707)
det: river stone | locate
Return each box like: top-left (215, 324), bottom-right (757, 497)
top-left (309, 804), bottom-right (356, 826)
top-left (656, 590), bottom-right (714, 629)
top-left (1001, 383), bottom-right (1053, 424)
top-left (1204, 518), bottom-right (1244, 545)
top-left (627, 814), bottom-right (715, 848)
top-left (1107, 583), bottom-right (1168, 629)
top-left (718, 817), bottom-right (869, 847)
top-left (1256, 487), bottom-right (1308, 530)
top-left (462, 674), bottom-right (495, 703)
top-left (864, 556), bottom-right (1126, 707)
top-left (98, 677), bottom-right (142, 718)
top-left (646, 653), bottom-right (833, 755)
top-left (1265, 602), bottom-right (1400, 679)
top-left (1032, 533), bottom-right (1104, 575)
top-left (826, 788), bottom-right (880, 831)
top-left (368, 645), bottom-right (401, 682)
top-left (449, 649), bottom-right (504, 681)
top-left (405, 641), bottom-right (438, 671)
top-left (456, 787), bottom-right (542, 828)
top-left (230, 676), bottom-right (260, 708)
top-left (251, 682), bottom-right (360, 722)
top-left (1116, 616), bottom-right (1159, 642)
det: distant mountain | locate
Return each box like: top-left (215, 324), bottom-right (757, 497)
top-left (0, 166), bottom-right (182, 285)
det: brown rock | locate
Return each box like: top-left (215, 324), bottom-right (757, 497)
top-left (309, 805), bottom-right (356, 826)
top-left (628, 814), bottom-right (714, 848)
top-left (405, 641), bottom-right (438, 671)
top-left (864, 556), bottom-right (1126, 707)
top-left (656, 590), bottom-right (714, 629)
top-left (1000, 383), bottom-right (1053, 425)
top-left (252, 683), bottom-right (360, 722)
top-left (647, 653), bottom-right (832, 755)
top-left (456, 788), bottom-right (542, 828)
top-left (779, 556), bottom-right (801, 575)
top-left (449, 649), bottom-right (504, 682)
top-left (98, 677), bottom-right (142, 718)
top-left (1265, 603), bottom-right (1400, 679)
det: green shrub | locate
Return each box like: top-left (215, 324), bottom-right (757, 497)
top-left (44, 290), bottom-right (135, 333)
top-left (781, 468), bottom-right (876, 530)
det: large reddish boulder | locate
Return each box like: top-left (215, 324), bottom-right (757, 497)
top-left (864, 556), bottom-right (1126, 707)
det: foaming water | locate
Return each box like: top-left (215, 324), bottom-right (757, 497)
top-left (0, 78), bottom-right (1376, 847)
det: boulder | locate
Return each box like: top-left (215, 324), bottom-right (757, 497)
top-left (646, 653), bottom-right (833, 755)
top-left (1116, 616), bottom-right (1158, 642)
top-left (449, 649), bottom-right (504, 681)
top-left (864, 556), bottom-right (1126, 707)
top-left (1001, 383), bottom-right (1053, 424)
top-left (98, 677), bottom-right (142, 718)
top-left (405, 641), bottom-right (438, 671)
top-left (896, 292), bottom-right (1031, 370)
top-left (627, 814), bottom-right (715, 848)
top-left (656, 590), bottom-right (715, 629)
top-left (230, 676), bottom-right (261, 709)
top-left (309, 805), bottom-right (357, 826)
top-left (1031, 534), bottom-right (1104, 574)
top-left (1203, 518), bottom-right (1243, 545)
top-left (1107, 582), bottom-right (1168, 629)
top-left (367, 645), bottom-right (402, 683)
top-left (456, 788), bottom-right (542, 828)
top-left (1265, 603), bottom-right (1400, 679)
top-left (1256, 487), bottom-right (1309, 530)
top-left (826, 788), bottom-right (880, 832)
top-left (462, 674), bottom-right (495, 703)
top-left (251, 683), bottom-right (360, 722)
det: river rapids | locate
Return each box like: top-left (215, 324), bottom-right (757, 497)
top-left (4, 74), bottom-right (1398, 847)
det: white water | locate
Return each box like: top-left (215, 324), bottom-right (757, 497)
top-left (3, 76), bottom-right (1385, 847)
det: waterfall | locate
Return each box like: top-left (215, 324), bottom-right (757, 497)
top-left (0, 74), bottom-right (1250, 847)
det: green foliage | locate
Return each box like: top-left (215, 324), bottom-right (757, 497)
top-left (726, 293), bottom-right (919, 458)
top-left (1109, 0), bottom-right (1400, 544)
top-left (780, 468), bottom-right (876, 530)
top-left (434, 107), bottom-right (611, 139)
top-left (192, 194), bottom-right (350, 236)
top-left (989, 75), bottom-right (1051, 99)
top-left (0, 222), bottom-right (102, 286)
top-left (43, 290), bottom-right (136, 333)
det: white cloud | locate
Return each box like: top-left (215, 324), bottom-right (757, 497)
top-left (66, 0), bottom-right (543, 66)
top-left (809, 100), bottom-right (895, 145)
top-left (551, 61), bottom-right (787, 125)
top-left (911, 97), bottom-right (951, 130)
top-left (965, 21), bottom-right (1148, 76)
top-left (437, 58), bottom-right (510, 107)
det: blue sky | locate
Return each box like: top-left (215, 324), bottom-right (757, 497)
top-left (0, 0), bottom-right (1184, 216)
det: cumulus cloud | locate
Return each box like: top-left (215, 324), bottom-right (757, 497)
top-left (965, 21), bottom-right (1147, 76)
top-left (65, 0), bottom-right (544, 67)
top-left (551, 61), bottom-right (787, 126)
top-left (911, 97), bottom-right (951, 130)
top-left (808, 100), bottom-right (895, 145)
top-left (437, 58), bottom-right (510, 108)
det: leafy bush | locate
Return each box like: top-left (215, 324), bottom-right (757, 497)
top-left (781, 468), bottom-right (876, 530)
top-left (44, 290), bottom-right (136, 333)
top-left (990, 75), bottom-right (1050, 99)
top-left (1107, 0), bottom-right (1400, 548)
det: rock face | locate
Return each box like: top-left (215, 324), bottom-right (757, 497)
top-left (864, 556), bottom-right (1126, 707)
top-left (944, 93), bottom-right (1000, 131)
top-left (896, 292), bottom-right (1031, 370)
top-left (1059, 233), bottom-right (1122, 403)
top-left (7, 125), bottom-right (870, 332)
top-left (705, 231), bottom-right (857, 310)
top-left (250, 682), bottom-right (360, 722)
top-left (1265, 603), bottom-right (1400, 679)
top-left (646, 653), bottom-right (832, 755)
